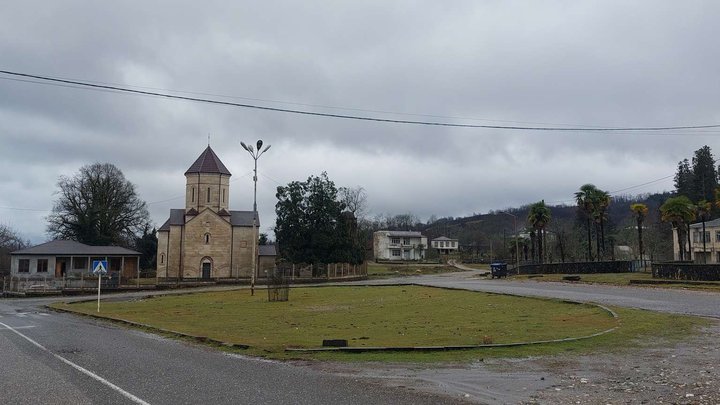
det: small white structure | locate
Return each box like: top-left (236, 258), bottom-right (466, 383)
top-left (431, 236), bottom-right (459, 255)
top-left (373, 231), bottom-right (427, 261)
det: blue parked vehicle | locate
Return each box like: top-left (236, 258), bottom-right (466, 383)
top-left (490, 262), bottom-right (508, 279)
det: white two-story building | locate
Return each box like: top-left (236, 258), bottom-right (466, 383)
top-left (373, 231), bottom-right (427, 261)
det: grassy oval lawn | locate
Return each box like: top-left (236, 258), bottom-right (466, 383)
top-left (52, 286), bottom-right (706, 361)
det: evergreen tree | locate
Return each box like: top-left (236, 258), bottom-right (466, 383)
top-left (691, 145), bottom-right (718, 203)
top-left (674, 159), bottom-right (693, 199)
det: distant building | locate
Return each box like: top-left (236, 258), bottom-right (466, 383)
top-left (673, 218), bottom-right (720, 263)
top-left (373, 231), bottom-right (427, 261)
top-left (431, 236), bottom-right (459, 255)
top-left (10, 240), bottom-right (141, 278)
top-left (157, 146), bottom-right (272, 280)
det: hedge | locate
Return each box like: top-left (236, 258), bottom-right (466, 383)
top-left (518, 261), bottom-right (632, 275)
top-left (651, 262), bottom-right (720, 281)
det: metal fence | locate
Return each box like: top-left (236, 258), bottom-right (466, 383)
top-left (275, 262), bottom-right (368, 281)
top-left (2, 274), bottom-right (147, 294)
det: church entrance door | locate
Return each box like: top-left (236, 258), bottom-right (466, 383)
top-left (202, 262), bottom-right (211, 279)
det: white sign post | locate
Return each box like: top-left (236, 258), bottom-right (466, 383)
top-left (92, 260), bottom-right (108, 312)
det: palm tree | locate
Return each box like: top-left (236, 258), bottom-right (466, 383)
top-left (660, 196), bottom-right (696, 261)
top-left (629, 203), bottom-right (648, 264)
top-left (696, 200), bottom-right (712, 264)
top-left (575, 184), bottom-right (598, 261)
top-left (593, 189), bottom-right (611, 260)
top-left (528, 200), bottom-right (552, 264)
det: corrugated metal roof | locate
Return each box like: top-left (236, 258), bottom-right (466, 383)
top-left (184, 146), bottom-right (231, 176)
top-left (11, 240), bottom-right (141, 256)
top-left (158, 209), bottom-right (259, 231)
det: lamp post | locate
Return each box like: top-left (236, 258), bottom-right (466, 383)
top-left (501, 211), bottom-right (520, 275)
top-left (241, 139), bottom-right (271, 284)
top-left (240, 140), bottom-right (272, 212)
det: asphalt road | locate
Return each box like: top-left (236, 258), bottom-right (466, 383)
top-left (358, 271), bottom-right (720, 318)
top-left (0, 296), bottom-right (458, 405)
top-left (3, 272), bottom-right (720, 405)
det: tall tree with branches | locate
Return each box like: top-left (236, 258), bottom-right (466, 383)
top-left (46, 163), bottom-right (150, 247)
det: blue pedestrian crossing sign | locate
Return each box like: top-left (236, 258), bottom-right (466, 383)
top-left (92, 260), bottom-right (108, 275)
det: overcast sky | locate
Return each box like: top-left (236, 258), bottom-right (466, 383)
top-left (2, 1), bottom-right (720, 243)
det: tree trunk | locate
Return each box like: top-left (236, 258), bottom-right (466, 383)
top-left (537, 228), bottom-right (543, 264)
top-left (586, 218), bottom-right (592, 261)
top-left (600, 216), bottom-right (606, 260)
top-left (676, 227), bottom-right (685, 261)
top-left (637, 217), bottom-right (644, 263)
top-left (702, 219), bottom-right (707, 264)
top-left (686, 224), bottom-right (692, 262)
top-left (595, 222), bottom-right (601, 261)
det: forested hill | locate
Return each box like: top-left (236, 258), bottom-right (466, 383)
top-left (416, 191), bottom-right (674, 260)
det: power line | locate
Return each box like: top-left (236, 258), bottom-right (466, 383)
top-left (2, 69), bottom-right (720, 132)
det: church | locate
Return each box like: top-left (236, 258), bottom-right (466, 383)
top-left (156, 146), bottom-right (261, 280)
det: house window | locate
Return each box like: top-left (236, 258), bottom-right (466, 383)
top-left (403, 239), bottom-right (410, 245)
top-left (36, 259), bottom-right (48, 273)
top-left (73, 257), bottom-right (88, 269)
top-left (391, 249), bottom-right (401, 257)
top-left (18, 259), bottom-right (30, 273)
top-left (207, 187), bottom-right (211, 203)
top-left (693, 231), bottom-right (699, 243)
top-left (204, 233), bottom-right (211, 244)
top-left (391, 238), bottom-right (400, 244)
top-left (716, 231), bottom-right (720, 242)
top-left (705, 232), bottom-right (711, 243)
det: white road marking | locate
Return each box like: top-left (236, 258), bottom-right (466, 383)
top-left (0, 321), bottom-right (151, 405)
top-left (16, 313), bottom-right (27, 318)
top-left (0, 325), bottom-right (36, 330)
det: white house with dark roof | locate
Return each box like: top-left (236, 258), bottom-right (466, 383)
top-left (157, 146), bottom-right (269, 280)
top-left (10, 240), bottom-right (141, 279)
top-left (373, 231), bottom-right (427, 261)
top-left (431, 236), bottom-right (459, 255)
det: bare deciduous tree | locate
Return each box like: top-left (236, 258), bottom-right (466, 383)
top-left (47, 163), bottom-right (150, 247)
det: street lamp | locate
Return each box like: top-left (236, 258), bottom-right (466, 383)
top-left (501, 211), bottom-right (520, 275)
top-left (240, 139), bottom-right (272, 212)
top-left (241, 139), bottom-right (271, 286)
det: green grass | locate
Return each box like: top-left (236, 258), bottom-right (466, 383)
top-left (514, 272), bottom-right (653, 285)
top-left (366, 263), bottom-right (463, 278)
top-left (513, 272), bottom-right (720, 291)
top-left (51, 285), bottom-right (709, 362)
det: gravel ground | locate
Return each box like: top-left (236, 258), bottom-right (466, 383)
top-left (311, 321), bottom-right (720, 404)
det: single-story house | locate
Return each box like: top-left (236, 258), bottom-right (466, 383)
top-left (10, 240), bottom-right (141, 279)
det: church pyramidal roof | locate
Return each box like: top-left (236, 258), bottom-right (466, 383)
top-left (184, 146), bottom-right (232, 176)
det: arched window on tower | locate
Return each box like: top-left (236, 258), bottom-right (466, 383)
top-left (191, 187), bottom-right (195, 202)
top-left (222, 188), bottom-right (226, 203)
top-left (207, 187), bottom-right (211, 203)
top-left (204, 233), bottom-right (211, 244)
top-left (160, 253), bottom-right (165, 264)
